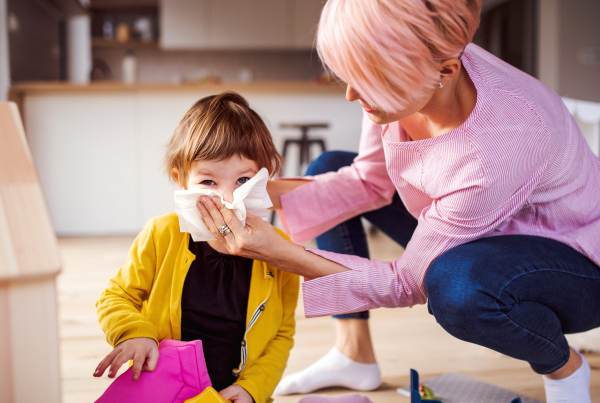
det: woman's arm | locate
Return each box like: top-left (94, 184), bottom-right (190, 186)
top-left (198, 197), bottom-right (348, 278)
top-left (267, 179), bottom-right (311, 210)
top-left (198, 118), bottom-right (551, 316)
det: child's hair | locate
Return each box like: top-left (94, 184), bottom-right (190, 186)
top-left (164, 91), bottom-right (283, 185)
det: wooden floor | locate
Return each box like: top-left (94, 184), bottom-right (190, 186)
top-left (57, 231), bottom-right (600, 403)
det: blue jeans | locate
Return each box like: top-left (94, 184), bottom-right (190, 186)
top-left (426, 235), bottom-right (600, 374)
top-left (305, 151), bottom-right (418, 319)
top-left (307, 151), bottom-right (600, 373)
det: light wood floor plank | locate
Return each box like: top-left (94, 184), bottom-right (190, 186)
top-left (57, 232), bottom-right (600, 402)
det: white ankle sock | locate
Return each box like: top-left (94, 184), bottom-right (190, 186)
top-left (274, 348), bottom-right (381, 395)
top-left (299, 393), bottom-right (373, 403)
top-left (543, 350), bottom-right (591, 403)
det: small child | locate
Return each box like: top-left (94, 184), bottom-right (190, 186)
top-left (94, 91), bottom-right (299, 403)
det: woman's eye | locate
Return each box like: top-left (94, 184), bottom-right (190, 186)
top-left (237, 177), bottom-right (250, 185)
top-left (201, 180), bottom-right (215, 185)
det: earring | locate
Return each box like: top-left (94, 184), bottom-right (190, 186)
top-left (438, 82), bottom-right (444, 88)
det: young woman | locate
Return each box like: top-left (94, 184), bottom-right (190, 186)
top-left (196, 1), bottom-right (600, 402)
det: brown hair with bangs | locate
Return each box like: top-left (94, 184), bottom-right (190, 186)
top-left (164, 91), bottom-right (283, 187)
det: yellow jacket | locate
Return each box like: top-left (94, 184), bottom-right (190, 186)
top-left (96, 213), bottom-right (299, 403)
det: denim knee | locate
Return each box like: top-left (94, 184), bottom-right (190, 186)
top-left (425, 247), bottom-right (487, 341)
top-left (305, 151), bottom-right (357, 176)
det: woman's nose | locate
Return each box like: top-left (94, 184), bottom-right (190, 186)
top-left (346, 85), bottom-right (360, 102)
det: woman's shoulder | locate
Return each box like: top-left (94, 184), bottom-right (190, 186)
top-left (463, 43), bottom-right (565, 132)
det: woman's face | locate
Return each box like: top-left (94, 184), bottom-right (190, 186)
top-left (346, 85), bottom-right (435, 125)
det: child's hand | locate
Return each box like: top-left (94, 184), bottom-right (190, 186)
top-left (93, 337), bottom-right (159, 381)
top-left (219, 385), bottom-right (254, 403)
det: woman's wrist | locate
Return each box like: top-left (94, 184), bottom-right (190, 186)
top-left (267, 179), bottom-right (312, 210)
top-left (265, 239), bottom-right (349, 279)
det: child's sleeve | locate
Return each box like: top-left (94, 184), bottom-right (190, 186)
top-left (235, 270), bottom-right (299, 403)
top-left (95, 219), bottom-right (160, 347)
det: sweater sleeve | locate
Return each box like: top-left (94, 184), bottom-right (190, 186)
top-left (234, 270), bottom-right (299, 403)
top-left (95, 219), bottom-right (159, 346)
top-left (301, 129), bottom-right (551, 316)
top-left (277, 111), bottom-right (397, 243)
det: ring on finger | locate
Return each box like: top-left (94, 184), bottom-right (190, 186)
top-left (218, 224), bottom-right (231, 237)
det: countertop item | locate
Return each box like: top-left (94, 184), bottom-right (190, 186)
top-left (122, 50), bottom-right (138, 84)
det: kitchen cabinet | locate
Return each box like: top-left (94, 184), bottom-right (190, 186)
top-left (211, 0), bottom-right (288, 49)
top-left (160, 0), bottom-right (325, 50)
top-left (18, 82), bottom-right (361, 235)
top-left (160, 0), bottom-right (211, 49)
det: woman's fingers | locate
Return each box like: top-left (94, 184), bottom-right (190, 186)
top-left (198, 196), bottom-right (247, 241)
top-left (214, 198), bottom-right (248, 235)
top-left (196, 198), bottom-right (228, 244)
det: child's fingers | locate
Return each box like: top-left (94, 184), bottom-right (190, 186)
top-left (143, 344), bottom-right (159, 372)
top-left (130, 349), bottom-right (145, 381)
top-left (108, 350), bottom-right (132, 378)
top-left (218, 386), bottom-right (235, 400)
top-left (94, 349), bottom-right (120, 377)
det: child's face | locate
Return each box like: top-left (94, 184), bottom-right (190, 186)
top-left (180, 155), bottom-right (259, 203)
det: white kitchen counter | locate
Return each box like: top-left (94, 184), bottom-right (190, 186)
top-left (13, 82), bottom-right (363, 235)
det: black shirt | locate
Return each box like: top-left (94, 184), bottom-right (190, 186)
top-left (180, 240), bottom-right (253, 391)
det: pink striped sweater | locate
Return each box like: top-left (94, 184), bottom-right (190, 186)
top-left (278, 44), bottom-right (600, 318)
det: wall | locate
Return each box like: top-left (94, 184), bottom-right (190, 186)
top-left (558, 0), bottom-right (600, 102)
top-left (537, 0), bottom-right (559, 92)
top-left (474, 0), bottom-right (537, 77)
top-left (92, 47), bottom-right (324, 83)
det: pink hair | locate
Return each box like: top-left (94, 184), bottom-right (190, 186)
top-left (316, 0), bottom-right (481, 113)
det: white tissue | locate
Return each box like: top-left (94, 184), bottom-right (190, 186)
top-left (174, 167), bottom-right (273, 242)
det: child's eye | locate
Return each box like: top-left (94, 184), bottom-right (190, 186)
top-left (237, 177), bottom-right (250, 185)
top-left (201, 180), bottom-right (215, 185)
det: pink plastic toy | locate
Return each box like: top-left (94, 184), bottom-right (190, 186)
top-left (96, 339), bottom-right (212, 403)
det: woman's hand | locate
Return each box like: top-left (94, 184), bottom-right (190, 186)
top-left (196, 196), bottom-right (283, 262)
top-left (267, 179), bottom-right (311, 209)
top-left (219, 385), bottom-right (254, 403)
top-left (93, 337), bottom-right (159, 381)
top-left (197, 196), bottom-right (349, 278)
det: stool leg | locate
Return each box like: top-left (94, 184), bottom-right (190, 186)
top-left (282, 140), bottom-right (291, 160)
top-left (300, 127), bottom-right (311, 176)
top-left (316, 139), bottom-right (326, 152)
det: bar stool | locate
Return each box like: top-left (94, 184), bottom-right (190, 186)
top-left (270, 123), bottom-right (329, 225)
top-left (280, 122), bottom-right (328, 176)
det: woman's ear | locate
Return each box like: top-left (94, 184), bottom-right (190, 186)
top-left (171, 169), bottom-right (186, 190)
top-left (437, 58), bottom-right (462, 86)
